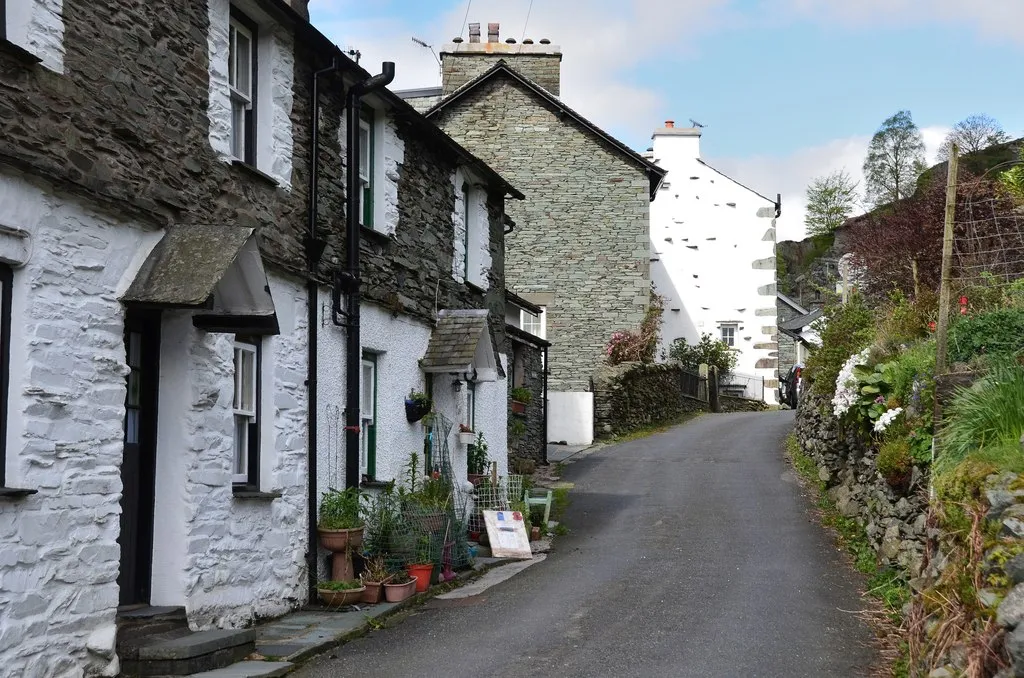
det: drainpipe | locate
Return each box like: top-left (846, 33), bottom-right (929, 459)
top-left (305, 58), bottom-right (338, 596)
top-left (541, 344), bottom-right (548, 464)
top-left (343, 62), bottom-right (395, 490)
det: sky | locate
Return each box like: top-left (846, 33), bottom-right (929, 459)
top-left (309, 0), bottom-right (1024, 242)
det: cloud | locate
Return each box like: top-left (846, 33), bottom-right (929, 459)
top-left (784, 0), bottom-right (1024, 43)
top-left (711, 125), bottom-right (950, 243)
top-left (311, 0), bottom-right (733, 141)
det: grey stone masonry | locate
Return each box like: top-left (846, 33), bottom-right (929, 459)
top-left (432, 74), bottom-right (652, 392)
top-left (441, 41), bottom-right (562, 96)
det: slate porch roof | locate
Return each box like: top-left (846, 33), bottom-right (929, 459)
top-left (421, 309), bottom-right (493, 374)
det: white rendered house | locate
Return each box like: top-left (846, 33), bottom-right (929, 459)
top-left (648, 122), bottom-right (780, 402)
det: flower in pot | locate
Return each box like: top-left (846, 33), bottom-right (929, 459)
top-left (318, 579), bottom-right (366, 607)
top-left (404, 390), bottom-right (432, 423)
top-left (318, 487), bottom-right (364, 581)
top-left (383, 570), bottom-right (417, 602)
top-left (405, 536), bottom-right (435, 593)
top-left (510, 386), bottom-right (531, 415)
top-left (467, 432), bottom-right (490, 485)
top-left (358, 555), bottom-right (393, 605)
top-left (407, 474), bottom-right (452, 533)
top-left (457, 423), bottom-right (476, 445)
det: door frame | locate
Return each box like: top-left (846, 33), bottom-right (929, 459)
top-left (118, 309), bottom-right (161, 606)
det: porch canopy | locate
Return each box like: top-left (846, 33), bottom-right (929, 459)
top-left (421, 309), bottom-right (497, 382)
top-left (122, 224), bottom-right (279, 335)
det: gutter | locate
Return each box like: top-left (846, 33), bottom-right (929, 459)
top-left (305, 58), bottom-right (339, 597)
top-left (342, 62), bottom-right (396, 490)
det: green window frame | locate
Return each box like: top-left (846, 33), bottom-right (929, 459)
top-left (360, 351), bottom-right (378, 479)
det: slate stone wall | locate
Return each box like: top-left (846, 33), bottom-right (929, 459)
top-left (433, 74), bottom-right (652, 392)
top-left (507, 337), bottom-right (545, 464)
top-left (593, 362), bottom-right (707, 437)
top-left (719, 396), bottom-right (769, 413)
top-left (777, 298), bottom-right (801, 378)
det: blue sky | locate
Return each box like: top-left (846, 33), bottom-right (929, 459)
top-left (309, 0), bottom-right (1024, 240)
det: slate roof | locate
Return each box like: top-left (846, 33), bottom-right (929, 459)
top-left (421, 309), bottom-right (490, 373)
top-left (780, 308), bottom-right (823, 332)
top-left (123, 225), bottom-right (253, 307)
top-left (424, 61), bottom-right (667, 200)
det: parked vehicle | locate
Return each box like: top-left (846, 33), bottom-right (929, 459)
top-left (778, 364), bottom-right (804, 409)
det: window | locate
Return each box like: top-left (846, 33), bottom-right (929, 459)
top-left (228, 11), bottom-right (257, 164)
top-left (462, 182), bottom-right (471, 279)
top-left (511, 345), bottom-right (526, 388)
top-left (521, 307), bottom-right (546, 340)
top-left (358, 112), bottom-right (375, 228)
top-left (0, 265), bottom-right (11, 487)
top-left (466, 381), bottom-right (476, 431)
top-left (360, 353), bottom-right (377, 478)
top-left (720, 324), bottom-right (736, 347)
top-left (232, 337), bottom-right (260, 486)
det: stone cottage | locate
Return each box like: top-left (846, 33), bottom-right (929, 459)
top-left (400, 22), bottom-right (666, 446)
top-left (647, 122), bottom-right (781, 403)
top-left (0, 0), bottom-right (519, 675)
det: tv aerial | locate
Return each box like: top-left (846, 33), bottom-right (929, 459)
top-left (689, 119), bottom-right (706, 128)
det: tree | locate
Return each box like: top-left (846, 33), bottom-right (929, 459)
top-left (667, 333), bottom-right (737, 374)
top-left (863, 110), bottom-right (927, 208)
top-left (804, 170), bottom-right (860, 236)
top-left (937, 114), bottom-right (1010, 161)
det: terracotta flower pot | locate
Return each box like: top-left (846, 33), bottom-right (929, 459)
top-left (405, 563), bottom-right (434, 592)
top-left (383, 577), bottom-right (417, 602)
top-left (511, 400), bottom-right (527, 415)
top-left (360, 581), bottom-right (384, 604)
top-left (317, 526), bottom-right (364, 552)
top-left (467, 473), bottom-right (488, 486)
top-left (319, 586), bottom-right (365, 607)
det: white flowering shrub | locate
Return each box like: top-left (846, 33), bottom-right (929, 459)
top-left (832, 348), bottom-right (872, 418)
top-left (873, 407), bottom-right (903, 433)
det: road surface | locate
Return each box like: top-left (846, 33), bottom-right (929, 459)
top-left (295, 411), bottom-right (877, 678)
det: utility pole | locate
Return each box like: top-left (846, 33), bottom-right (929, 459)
top-left (934, 144), bottom-right (959, 377)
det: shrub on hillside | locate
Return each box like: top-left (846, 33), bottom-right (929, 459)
top-left (666, 333), bottom-right (737, 374)
top-left (940, 362), bottom-right (1024, 471)
top-left (806, 294), bottom-right (875, 397)
top-left (947, 308), bottom-right (1024, 365)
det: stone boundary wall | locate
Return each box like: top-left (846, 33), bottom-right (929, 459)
top-left (720, 396), bottom-right (769, 413)
top-left (593, 362), bottom-right (707, 437)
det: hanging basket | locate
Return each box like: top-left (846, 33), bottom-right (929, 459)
top-left (405, 399), bottom-right (432, 423)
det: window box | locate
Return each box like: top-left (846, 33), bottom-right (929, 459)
top-left (510, 400), bottom-right (527, 416)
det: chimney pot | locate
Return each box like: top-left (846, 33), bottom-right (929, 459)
top-left (665, 120), bottom-right (675, 128)
top-left (488, 22), bottom-right (499, 43)
top-left (469, 23), bottom-right (481, 43)
top-left (505, 37), bottom-right (516, 44)
top-left (452, 36), bottom-right (464, 43)
top-left (522, 38), bottom-right (534, 44)
top-left (539, 38), bottom-right (551, 44)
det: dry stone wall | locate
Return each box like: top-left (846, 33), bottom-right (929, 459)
top-left (593, 362), bottom-right (707, 437)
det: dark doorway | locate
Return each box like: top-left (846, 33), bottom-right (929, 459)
top-left (117, 310), bottom-right (161, 606)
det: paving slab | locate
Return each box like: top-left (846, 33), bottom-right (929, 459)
top-left (188, 660), bottom-right (293, 677)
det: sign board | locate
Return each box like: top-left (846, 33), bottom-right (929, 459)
top-left (483, 510), bottom-right (533, 559)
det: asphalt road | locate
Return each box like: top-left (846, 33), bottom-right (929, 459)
top-left (294, 411), bottom-right (877, 678)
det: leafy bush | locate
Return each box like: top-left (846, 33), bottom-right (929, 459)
top-left (947, 308), bottom-right (1024, 365)
top-left (877, 438), bottom-right (912, 488)
top-left (606, 292), bottom-right (663, 365)
top-left (874, 289), bottom-right (935, 352)
top-left (940, 363), bottom-right (1024, 470)
top-left (318, 487), bottom-right (363, 529)
top-left (884, 339), bottom-right (936, 406)
top-left (806, 294), bottom-right (875, 396)
top-left (666, 333), bottom-right (737, 373)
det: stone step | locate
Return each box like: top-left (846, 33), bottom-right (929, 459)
top-left (187, 661), bottom-right (294, 678)
top-left (117, 606), bottom-right (190, 650)
top-left (120, 628), bottom-right (258, 677)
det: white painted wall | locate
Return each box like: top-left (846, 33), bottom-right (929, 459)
top-left (206, 0), bottom-right (295, 187)
top-left (548, 392), bottom-right (594, 446)
top-left (0, 170), bottom-right (158, 677)
top-left (6, 0), bottom-right (64, 73)
top-left (338, 104), bottom-right (405, 236)
top-left (649, 127), bottom-right (779, 403)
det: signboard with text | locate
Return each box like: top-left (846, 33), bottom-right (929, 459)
top-left (483, 509), bottom-right (533, 559)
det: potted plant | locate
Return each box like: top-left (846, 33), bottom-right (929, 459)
top-left (467, 432), bottom-right (490, 485)
top-left (318, 487), bottom-right (364, 581)
top-left (383, 570), bottom-right (417, 602)
top-left (404, 390), bottom-right (432, 423)
top-left (408, 473), bottom-right (451, 533)
top-left (510, 386), bottom-right (531, 415)
top-left (405, 536), bottom-right (435, 593)
top-left (457, 423), bottom-right (475, 445)
top-left (318, 579), bottom-right (366, 607)
top-left (358, 555), bottom-right (393, 604)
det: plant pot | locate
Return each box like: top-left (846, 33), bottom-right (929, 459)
top-left (415, 511), bottom-right (448, 533)
top-left (511, 400), bottom-right (527, 415)
top-left (468, 530), bottom-right (481, 542)
top-left (467, 473), bottom-right (488, 486)
top-left (457, 431), bottom-right (476, 445)
top-left (405, 399), bottom-right (431, 423)
top-left (318, 586), bottom-right (366, 607)
top-left (317, 527), bottom-right (364, 552)
top-left (383, 577), bottom-right (417, 602)
top-left (360, 581), bottom-right (385, 604)
top-left (405, 564), bottom-right (434, 592)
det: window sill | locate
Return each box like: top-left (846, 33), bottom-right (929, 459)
top-left (231, 159), bottom-right (280, 188)
top-left (232, 487), bottom-right (282, 500)
top-left (359, 225), bottom-right (394, 247)
top-left (360, 479), bottom-right (392, 490)
top-left (465, 281), bottom-right (487, 295)
top-left (0, 39), bottom-right (42, 65)
top-left (0, 486), bottom-right (38, 499)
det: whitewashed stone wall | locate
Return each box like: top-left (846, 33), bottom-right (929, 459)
top-left (180, 273), bottom-right (309, 629)
top-left (6, 0), bottom-right (65, 73)
top-left (451, 168), bottom-right (468, 283)
top-left (338, 106), bottom-right (405, 236)
top-left (0, 170), bottom-right (156, 677)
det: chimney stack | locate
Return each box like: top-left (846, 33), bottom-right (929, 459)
top-left (665, 120), bottom-right (675, 128)
top-left (441, 23), bottom-right (563, 96)
top-left (488, 23), bottom-right (499, 43)
top-left (469, 23), bottom-right (481, 43)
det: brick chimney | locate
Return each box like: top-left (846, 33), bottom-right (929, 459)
top-left (440, 22), bottom-right (562, 97)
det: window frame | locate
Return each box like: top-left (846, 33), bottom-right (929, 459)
top-left (228, 8), bottom-right (258, 166)
top-left (520, 307), bottom-right (546, 341)
top-left (232, 336), bottom-right (261, 487)
top-left (359, 352), bottom-right (378, 478)
top-left (466, 380), bottom-right (477, 432)
top-left (0, 265), bottom-right (11, 488)
top-left (358, 110), bottom-right (375, 229)
top-left (462, 182), bottom-right (471, 279)
top-left (720, 324), bottom-right (737, 348)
